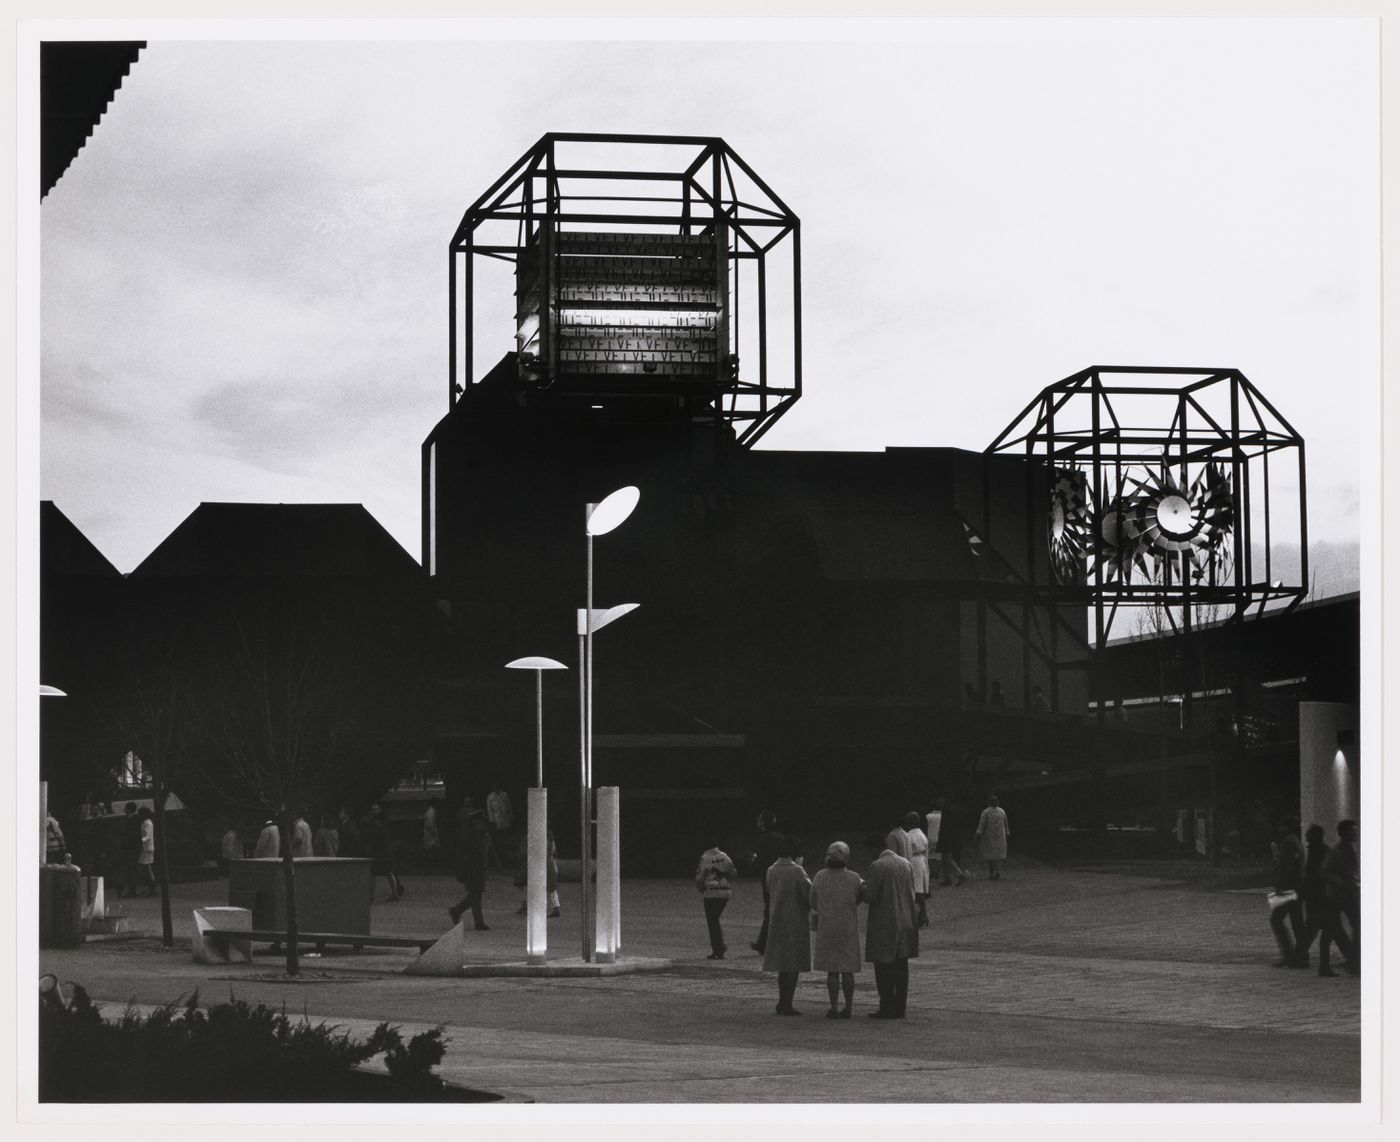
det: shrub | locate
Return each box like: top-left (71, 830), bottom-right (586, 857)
top-left (39, 981), bottom-right (450, 1102)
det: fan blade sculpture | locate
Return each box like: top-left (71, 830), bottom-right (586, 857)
top-left (1049, 470), bottom-right (1092, 586)
top-left (1093, 462), bottom-right (1234, 586)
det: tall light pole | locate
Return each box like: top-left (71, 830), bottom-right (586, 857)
top-left (505, 656), bottom-right (567, 965)
top-left (505, 657), bottom-right (568, 787)
top-left (580, 485), bottom-right (640, 962)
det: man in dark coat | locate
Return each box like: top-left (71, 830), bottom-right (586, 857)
top-left (1321, 818), bottom-right (1359, 975)
top-left (450, 796), bottom-right (492, 930)
top-left (748, 810), bottom-right (784, 954)
top-left (859, 841), bottom-right (920, 1019)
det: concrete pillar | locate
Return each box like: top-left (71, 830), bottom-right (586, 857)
top-left (1299, 702), bottom-right (1360, 832)
top-left (595, 786), bottom-right (619, 963)
top-left (526, 788), bottom-right (548, 965)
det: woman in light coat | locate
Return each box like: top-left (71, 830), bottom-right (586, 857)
top-left (904, 812), bottom-right (931, 927)
top-left (135, 807), bottom-right (157, 897)
top-left (810, 841), bottom-right (862, 1018)
top-left (974, 794), bottom-right (1010, 880)
top-left (762, 834), bottom-right (812, 1015)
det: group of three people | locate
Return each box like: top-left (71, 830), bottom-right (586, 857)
top-left (769, 834), bottom-right (921, 1019)
top-left (698, 830), bottom-right (923, 1019)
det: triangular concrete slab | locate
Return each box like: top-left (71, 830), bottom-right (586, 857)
top-left (401, 919), bottom-right (470, 976)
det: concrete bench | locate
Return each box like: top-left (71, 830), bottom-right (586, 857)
top-left (201, 925), bottom-right (438, 956)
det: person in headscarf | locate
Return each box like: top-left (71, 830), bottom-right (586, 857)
top-left (810, 840), bottom-right (862, 1018)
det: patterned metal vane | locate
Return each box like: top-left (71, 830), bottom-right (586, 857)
top-left (1093, 462), bottom-right (1234, 584)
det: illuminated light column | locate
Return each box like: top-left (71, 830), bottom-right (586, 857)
top-left (504, 657), bottom-right (566, 966)
top-left (526, 788), bottom-right (548, 964)
top-left (576, 602), bottom-right (638, 961)
top-left (611, 788), bottom-right (622, 956)
top-left (595, 786), bottom-right (620, 963)
top-left (1333, 749), bottom-right (1355, 822)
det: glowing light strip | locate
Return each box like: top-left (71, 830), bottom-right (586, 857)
top-left (559, 309), bottom-right (717, 327)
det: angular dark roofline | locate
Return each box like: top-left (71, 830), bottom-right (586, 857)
top-left (128, 501), bottom-right (422, 578)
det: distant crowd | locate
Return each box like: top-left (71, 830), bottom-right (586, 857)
top-left (50, 783), bottom-right (1361, 996)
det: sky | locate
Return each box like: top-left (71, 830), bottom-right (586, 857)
top-left (35, 19), bottom-right (1378, 596)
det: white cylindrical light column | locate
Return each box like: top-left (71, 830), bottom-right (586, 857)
top-left (611, 787), bottom-right (622, 956)
top-left (594, 786), bottom-right (620, 963)
top-left (504, 657), bottom-right (567, 966)
top-left (526, 788), bottom-right (549, 965)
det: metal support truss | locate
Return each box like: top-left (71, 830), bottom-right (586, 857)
top-left (449, 133), bottom-right (802, 448)
top-left (987, 366), bottom-right (1308, 647)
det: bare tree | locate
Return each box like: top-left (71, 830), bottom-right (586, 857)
top-left (194, 596), bottom-right (351, 978)
top-left (1134, 599), bottom-right (1233, 865)
top-left (97, 607), bottom-right (199, 947)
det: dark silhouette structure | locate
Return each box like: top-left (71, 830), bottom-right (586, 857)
top-left (40, 41), bottom-right (144, 199)
top-left (39, 132), bottom-right (1323, 874)
top-left (424, 135), bottom-right (1092, 866)
top-left (39, 503), bottom-right (457, 852)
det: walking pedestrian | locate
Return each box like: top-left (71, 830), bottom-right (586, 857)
top-left (44, 812), bottom-right (67, 864)
top-left (974, 794), bottom-right (1009, 880)
top-left (810, 841), bottom-right (862, 1018)
top-left (935, 797), bottom-right (968, 886)
top-left (762, 834), bottom-right (811, 1015)
top-left (450, 796), bottom-right (491, 930)
top-left (421, 797), bottom-right (443, 864)
top-left (289, 811), bottom-right (314, 858)
top-left (364, 805), bottom-right (403, 901)
top-left (1321, 819), bottom-right (1359, 976)
top-left (336, 806), bottom-right (361, 857)
top-left (218, 821), bottom-right (243, 874)
top-left (860, 834), bottom-right (920, 1019)
top-left (486, 783), bottom-right (513, 872)
top-left (134, 807), bottom-right (157, 897)
top-left (748, 810), bottom-right (785, 954)
top-left (1267, 817), bottom-right (1306, 967)
top-left (1298, 823), bottom-right (1342, 975)
top-left (512, 830), bottom-right (560, 917)
top-left (884, 814), bottom-right (911, 861)
top-left (904, 811), bottom-right (931, 927)
top-left (695, 841), bottom-right (738, 959)
top-left (313, 812), bottom-right (340, 857)
top-left (545, 828), bottom-right (560, 918)
top-left (253, 819), bottom-right (280, 858)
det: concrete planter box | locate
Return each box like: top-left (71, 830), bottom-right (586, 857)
top-left (227, 857), bottom-right (372, 934)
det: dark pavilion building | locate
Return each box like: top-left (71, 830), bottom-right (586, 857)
top-left (42, 130), bottom-right (1339, 872)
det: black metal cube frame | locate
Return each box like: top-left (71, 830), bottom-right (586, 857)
top-left (988, 366), bottom-right (1308, 646)
top-left (449, 132), bottom-right (801, 447)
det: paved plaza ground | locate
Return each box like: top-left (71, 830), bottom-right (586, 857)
top-left (36, 856), bottom-right (1362, 1105)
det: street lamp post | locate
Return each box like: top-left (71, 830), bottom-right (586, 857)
top-left (579, 486), bottom-right (640, 962)
top-left (40, 685), bottom-right (67, 866)
top-left (505, 657), bottom-right (567, 965)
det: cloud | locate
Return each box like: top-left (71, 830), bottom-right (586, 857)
top-left (38, 31), bottom-right (1375, 577)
